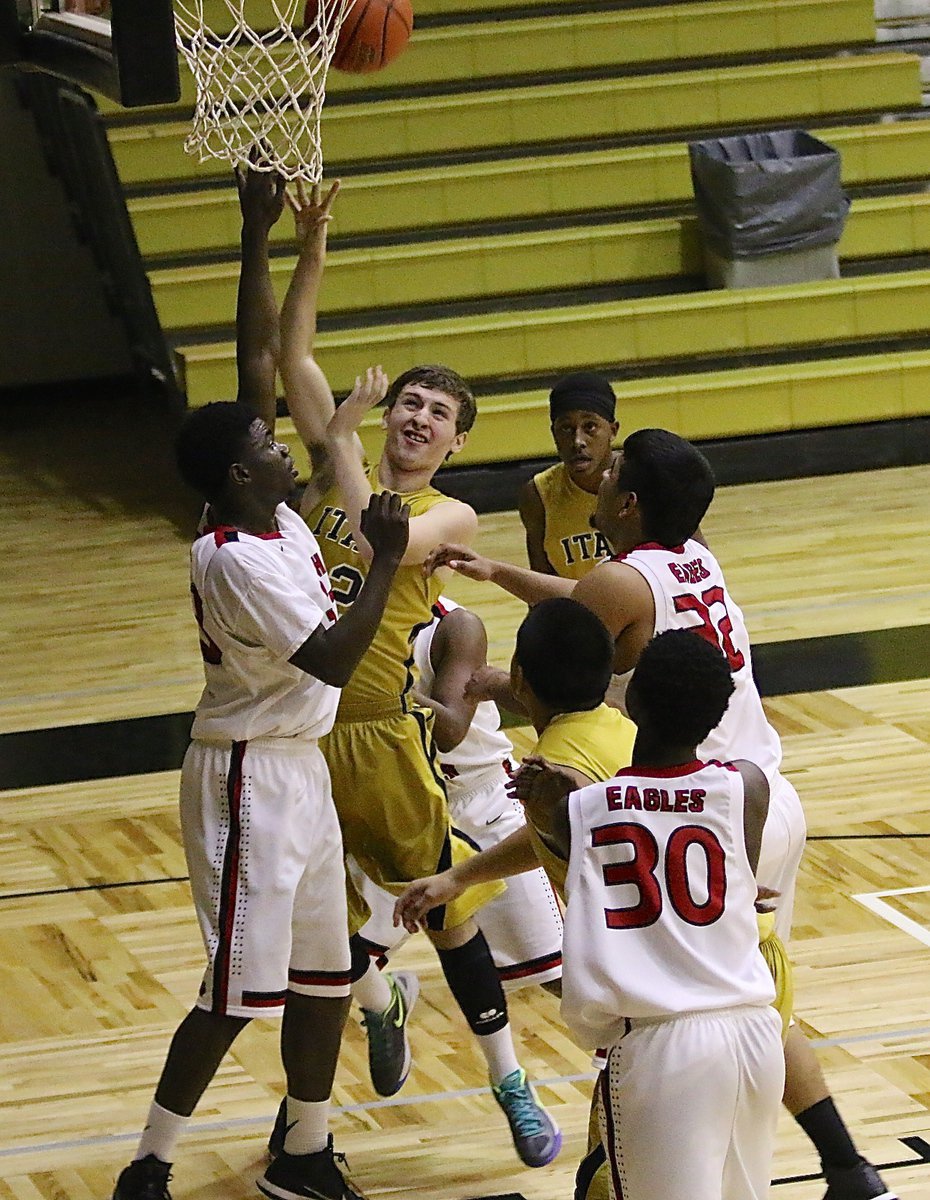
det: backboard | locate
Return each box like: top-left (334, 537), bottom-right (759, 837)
top-left (6, 0), bottom-right (179, 106)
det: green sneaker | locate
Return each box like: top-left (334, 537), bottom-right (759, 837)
top-left (360, 971), bottom-right (419, 1097)
top-left (492, 1067), bottom-right (562, 1168)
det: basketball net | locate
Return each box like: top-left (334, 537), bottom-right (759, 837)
top-left (173, 0), bottom-right (356, 181)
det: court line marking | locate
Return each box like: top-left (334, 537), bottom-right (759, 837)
top-left (853, 884), bottom-right (930, 949)
top-left (5, 1029), bottom-right (930, 1160)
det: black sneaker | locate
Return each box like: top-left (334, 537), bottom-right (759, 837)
top-left (112, 1155), bottom-right (172, 1200)
top-left (360, 971), bottom-right (419, 1097)
top-left (267, 1097), bottom-right (288, 1159)
top-left (257, 1136), bottom-right (366, 1200)
top-left (823, 1158), bottom-right (898, 1200)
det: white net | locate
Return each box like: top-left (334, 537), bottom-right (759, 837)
top-left (173, 0), bottom-right (357, 181)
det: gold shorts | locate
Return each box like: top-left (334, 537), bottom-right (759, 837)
top-left (323, 704), bottom-right (503, 934)
top-left (757, 909), bottom-right (793, 1043)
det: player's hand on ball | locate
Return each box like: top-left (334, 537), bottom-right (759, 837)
top-left (361, 490), bottom-right (410, 564)
top-left (393, 871), bottom-right (463, 933)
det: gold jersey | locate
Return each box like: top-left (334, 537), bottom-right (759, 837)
top-left (306, 462), bottom-right (448, 719)
top-left (532, 463), bottom-right (612, 580)
top-left (527, 703), bottom-right (637, 898)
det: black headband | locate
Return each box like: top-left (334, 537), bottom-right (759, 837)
top-left (548, 371), bottom-right (617, 424)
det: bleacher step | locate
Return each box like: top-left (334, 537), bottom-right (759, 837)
top-left (174, 268), bottom-right (930, 409)
top-left (107, 53), bottom-right (921, 188)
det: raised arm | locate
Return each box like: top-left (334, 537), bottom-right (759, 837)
top-left (517, 477), bottom-right (556, 574)
top-left (326, 367), bottom-right (478, 566)
top-left (418, 608), bottom-right (488, 753)
top-left (289, 491), bottom-right (409, 686)
top-left (278, 178), bottom-right (345, 472)
top-left (234, 161), bottom-right (287, 429)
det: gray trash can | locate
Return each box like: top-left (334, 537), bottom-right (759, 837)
top-left (688, 130), bottom-right (850, 288)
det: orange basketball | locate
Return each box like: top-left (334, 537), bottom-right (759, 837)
top-left (305, 0), bottom-right (413, 74)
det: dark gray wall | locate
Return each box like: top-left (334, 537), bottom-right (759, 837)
top-left (0, 69), bottom-right (132, 388)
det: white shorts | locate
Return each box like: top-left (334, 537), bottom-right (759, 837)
top-left (353, 767), bottom-right (563, 990)
top-left (598, 1005), bottom-right (784, 1200)
top-left (181, 738), bottom-right (351, 1019)
top-left (756, 771), bottom-right (807, 942)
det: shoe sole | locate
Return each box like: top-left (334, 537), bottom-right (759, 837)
top-left (257, 1173), bottom-right (329, 1200)
top-left (522, 1125), bottom-right (563, 1169)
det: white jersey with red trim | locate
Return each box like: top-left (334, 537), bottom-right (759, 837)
top-left (615, 539), bottom-right (782, 780)
top-left (189, 502), bottom-right (340, 743)
top-left (561, 759), bottom-right (775, 1049)
top-left (412, 598), bottom-right (514, 797)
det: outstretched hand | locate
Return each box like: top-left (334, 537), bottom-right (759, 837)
top-left (507, 755), bottom-right (577, 809)
top-left (235, 151), bottom-right (287, 233)
top-left (422, 543), bottom-right (494, 580)
top-left (286, 177), bottom-right (341, 250)
top-left (328, 366), bottom-right (389, 440)
top-left (393, 870), bottom-right (464, 934)
top-left (359, 490), bottom-right (410, 565)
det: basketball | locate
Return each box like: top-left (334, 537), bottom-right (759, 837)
top-left (305, 0), bottom-right (413, 74)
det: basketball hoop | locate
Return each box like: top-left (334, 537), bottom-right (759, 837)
top-left (173, 0), bottom-right (356, 182)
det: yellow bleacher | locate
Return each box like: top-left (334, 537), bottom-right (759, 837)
top-left (97, 0), bottom-right (875, 115)
top-left (128, 118), bottom-right (930, 260)
top-left (272, 347), bottom-right (930, 475)
top-left (97, 0), bottom-right (930, 461)
top-left (148, 191), bottom-right (930, 330)
top-left (175, 268), bottom-right (930, 405)
top-left (108, 52), bottom-right (920, 187)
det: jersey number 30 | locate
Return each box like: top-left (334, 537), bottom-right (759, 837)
top-left (593, 822), bottom-right (726, 929)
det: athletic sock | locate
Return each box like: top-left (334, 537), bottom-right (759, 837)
top-left (435, 930), bottom-right (509, 1036)
top-left (349, 932), bottom-right (374, 983)
top-left (478, 1026), bottom-right (522, 1086)
top-left (282, 1096), bottom-right (330, 1157)
top-left (794, 1097), bottom-right (861, 1171)
top-left (351, 960), bottom-right (394, 1014)
top-left (135, 1100), bottom-right (189, 1164)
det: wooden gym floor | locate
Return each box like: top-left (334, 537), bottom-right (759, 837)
top-left (2, 393), bottom-right (930, 1199)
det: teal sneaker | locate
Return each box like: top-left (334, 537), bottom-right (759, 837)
top-left (492, 1067), bottom-right (562, 1168)
top-left (360, 971), bottom-right (419, 1097)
